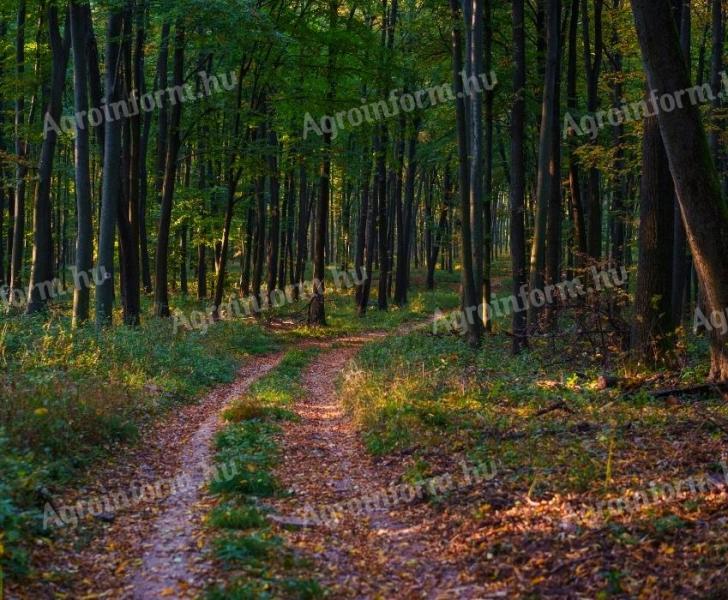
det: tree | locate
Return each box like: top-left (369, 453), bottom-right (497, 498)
top-left (631, 0), bottom-right (728, 380)
top-left (450, 0), bottom-right (481, 348)
top-left (27, 5), bottom-right (71, 314)
top-left (153, 21), bottom-right (184, 318)
top-left (96, 8), bottom-right (124, 327)
top-left (510, 0), bottom-right (528, 354)
top-left (69, 0), bottom-right (93, 326)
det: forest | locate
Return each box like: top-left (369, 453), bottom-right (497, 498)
top-left (1, 0), bottom-right (728, 597)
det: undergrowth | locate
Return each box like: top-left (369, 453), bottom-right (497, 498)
top-left (0, 301), bottom-right (276, 578)
top-left (205, 349), bottom-right (323, 599)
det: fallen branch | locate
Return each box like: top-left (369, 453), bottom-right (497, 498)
top-left (533, 400), bottom-right (575, 417)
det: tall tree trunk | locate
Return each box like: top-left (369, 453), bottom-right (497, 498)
top-left (96, 9), bottom-right (124, 326)
top-left (10, 0), bottom-right (27, 298)
top-left (608, 0), bottom-right (626, 273)
top-left (631, 0), bottom-right (728, 380)
top-left (358, 144), bottom-right (377, 315)
top-left (632, 112), bottom-right (675, 361)
top-left (510, 0), bottom-right (529, 353)
top-left (309, 1), bottom-right (338, 325)
top-left (583, 0), bottom-right (604, 260)
top-left (27, 5), bottom-right (70, 314)
top-left (566, 0), bottom-right (586, 264)
top-left (354, 145), bottom-right (371, 307)
top-left (545, 0), bottom-right (563, 325)
top-left (466, 0), bottom-right (485, 326)
top-left (450, 0), bottom-right (481, 347)
top-left (252, 169), bottom-right (266, 304)
top-left (138, 5), bottom-right (153, 293)
top-left (293, 159), bottom-right (309, 300)
top-left (671, 0), bottom-right (691, 324)
top-left (483, 0), bottom-right (494, 330)
top-left (117, 0), bottom-right (141, 325)
top-left (529, 0), bottom-right (560, 326)
top-left (266, 128), bottom-right (280, 303)
top-left (398, 116), bottom-right (420, 304)
top-left (154, 21), bottom-right (171, 200)
top-left (153, 22), bottom-right (184, 318)
top-left (211, 63), bottom-right (244, 318)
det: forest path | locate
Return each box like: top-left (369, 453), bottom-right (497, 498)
top-left (128, 352), bottom-right (284, 599)
top-left (11, 352), bottom-right (283, 599)
top-left (268, 326), bottom-right (477, 598)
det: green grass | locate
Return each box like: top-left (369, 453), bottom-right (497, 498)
top-left (0, 298), bottom-right (277, 578)
top-left (265, 269), bottom-right (461, 339)
top-left (206, 348), bottom-right (323, 599)
top-left (340, 321), bottom-right (728, 503)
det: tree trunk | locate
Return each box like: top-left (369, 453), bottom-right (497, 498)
top-left (583, 0), bottom-right (604, 260)
top-left (153, 22), bottom-right (184, 318)
top-left (631, 0), bottom-right (728, 380)
top-left (10, 0), bottom-right (27, 298)
top-left (266, 128), bottom-right (280, 303)
top-left (354, 145), bottom-right (371, 307)
top-left (631, 112), bottom-right (675, 361)
top-left (510, 0), bottom-right (529, 353)
top-left (96, 9), bottom-right (124, 326)
top-left (566, 0), bottom-right (586, 264)
top-left (154, 22), bottom-right (171, 200)
top-left (529, 0), bottom-right (560, 327)
top-left (27, 5), bottom-right (70, 314)
top-left (671, 0), bottom-right (691, 324)
top-left (450, 0), bottom-right (481, 347)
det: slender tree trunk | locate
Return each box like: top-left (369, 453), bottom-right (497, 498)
top-left (511, 0), bottom-right (529, 353)
top-left (154, 22), bottom-right (171, 200)
top-left (211, 63), bottom-right (244, 318)
top-left (10, 0), bottom-right (27, 298)
top-left (545, 0), bottom-right (563, 326)
top-left (358, 144), bottom-right (377, 315)
top-left (450, 0), bottom-right (481, 347)
top-left (252, 169), bottom-right (266, 304)
top-left (266, 128), bottom-right (280, 303)
top-left (96, 9), bottom-right (124, 326)
top-left (27, 5), bottom-right (70, 314)
top-left (466, 0), bottom-right (485, 327)
top-left (529, 0), bottom-right (560, 326)
top-left (483, 0), bottom-right (494, 330)
top-left (354, 146), bottom-right (371, 307)
top-left (153, 22), bottom-right (184, 318)
top-left (566, 0), bottom-right (586, 264)
top-left (671, 0), bottom-right (691, 324)
top-left (583, 0), bottom-right (604, 260)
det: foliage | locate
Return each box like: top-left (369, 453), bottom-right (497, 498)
top-left (206, 349), bottom-right (323, 597)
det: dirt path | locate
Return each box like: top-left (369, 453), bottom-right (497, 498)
top-left (269, 334), bottom-right (476, 598)
top-left (7, 352), bottom-right (283, 600)
top-left (131, 352), bottom-right (283, 599)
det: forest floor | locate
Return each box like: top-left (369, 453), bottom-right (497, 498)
top-left (4, 273), bottom-right (728, 599)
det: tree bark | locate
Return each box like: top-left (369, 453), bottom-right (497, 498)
top-left (510, 0), bottom-right (529, 353)
top-left (27, 5), bottom-right (71, 314)
top-left (529, 0), bottom-right (560, 326)
top-left (10, 0), bottom-right (27, 298)
top-left (631, 112), bottom-right (675, 361)
top-left (583, 0), bottom-right (604, 260)
top-left (153, 22), bottom-right (184, 318)
top-left (631, 0), bottom-right (728, 380)
top-left (266, 128), bottom-right (280, 303)
top-left (96, 8), bottom-right (124, 326)
top-left (450, 0), bottom-right (481, 347)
